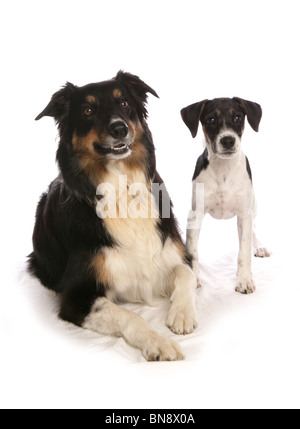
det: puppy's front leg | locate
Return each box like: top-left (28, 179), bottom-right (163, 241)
top-left (186, 180), bottom-right (205, 287)
top-left (186, 205), bottom-right (204, 288)
top-left (236, 213), bottom-right (255, 294)
top-left (83, 297), bottom-right (184, 361)
top-left (167, 265), bottom-right (197, 335)
top-left (186, 227), bottom-right (201, 288)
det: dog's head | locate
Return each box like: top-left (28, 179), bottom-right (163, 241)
top-left (36, 71), bottom-right (158, 162)
top-left (181, 97), bottom-right (262, 159)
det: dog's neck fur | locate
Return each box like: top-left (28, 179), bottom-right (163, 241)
top-left (205, 142), bottom-right (245, 178)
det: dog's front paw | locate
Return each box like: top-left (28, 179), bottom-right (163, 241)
top-left (142, 332), bottom-right (184, 361)
top-left (167, 302), bottom-right (197, 335)
top-left (254, 247), bottom-right (271, 258)
top-left (235, 276), bottom-right (256, 294)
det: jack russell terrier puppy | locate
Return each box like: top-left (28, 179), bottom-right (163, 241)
top-left (181, 97), bottom-right (270, 294)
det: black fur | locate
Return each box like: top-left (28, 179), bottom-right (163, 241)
top-left (192, 148), bottom-right (209, 181)
top-left (28, 71), bottom-right (190, 327)
top-left (181, 97), bottom-right (261, 182)
top-left (181, 97), bottom-right (262, 140)
top-left (246, 157), bottom-right (252, 182)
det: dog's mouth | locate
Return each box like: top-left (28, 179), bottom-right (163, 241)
top-left (217, 150), bottom-right (238, 159)
top-left (93, 141), bottom-right (133, 157)
top-left (110, 142), bottom-right (132, 155)
top-left (211, 145), bottom-right (237, 158)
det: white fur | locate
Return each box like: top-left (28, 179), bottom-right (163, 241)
top-left (215, 129), bottom-right (241, 159)
top-left (83, 297), bottom-right (184, 361)
top-left (84, 161), bottom-right (197, 360)
top-left (187, 128), bottom-right (270, 293)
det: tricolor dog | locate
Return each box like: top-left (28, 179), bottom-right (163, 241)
top-left (28, 71), bottom-right (197, 361)
top-left (181, 97), bottom-right (270, 294)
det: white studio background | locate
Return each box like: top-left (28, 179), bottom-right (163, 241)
top-left (1, 0), bottom-right (300, 409)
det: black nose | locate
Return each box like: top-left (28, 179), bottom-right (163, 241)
top-left (220, 136), bottom-right (235, 149)
top-left (108, 121), bottom-right (128, 139)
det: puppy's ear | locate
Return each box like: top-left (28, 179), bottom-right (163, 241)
top-left (35, 82), bottom-right (77, 121)
top-left (115, 71), bottom-right (159, 119)
top-left (180, 100), bottom-right (208, 138)
top-left (233, 97), bottom-right (262, 132)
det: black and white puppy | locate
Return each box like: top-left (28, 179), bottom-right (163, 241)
top-left (28, 71), bottom-right (197, 361)
top-left (181, 97), bottom-right (270, 294)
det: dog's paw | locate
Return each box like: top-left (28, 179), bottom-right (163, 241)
top-left (167, 302), bottom-right (197, 335)
top-left (190, 258), bottom-right (201, 288)
top-left (235, 276), bottom-right (256, 294)
top-left (254, 247), bottom-right (271, 258)
top-left (192, 267), bottom-right (201, 288)
top-left (142, 332), bottom-right (184, 361)
top-left (195, 276), bottom-right (201, 289)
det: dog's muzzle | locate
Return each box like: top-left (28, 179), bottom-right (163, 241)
top-left (220, 136), bottom-right (235, 150)
top-left (108, 121), bottom-right (128, 140)
top-left (215, 131), bottom-right (240, 158)
top-left (107, 121), bottom-right (132, 155)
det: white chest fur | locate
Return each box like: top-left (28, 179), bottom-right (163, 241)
top-left (193, 152), bottom-right (253, 220)
top-left (97, 161), bottom-right (182, 304)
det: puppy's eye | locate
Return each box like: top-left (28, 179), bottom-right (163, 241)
top-left (233, 115), bottom-right (242, 123)
top-left (84, 106), bottom-right (93, 117)
top-left (121, 100), bottom-right (129, 109)
top-left (207, 117), bottom-right (216, 126)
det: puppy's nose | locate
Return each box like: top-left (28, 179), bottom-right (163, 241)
top-left (108, 121), bottom-right (128, 139)
top-left (220, 136), bottom-right (235, 149)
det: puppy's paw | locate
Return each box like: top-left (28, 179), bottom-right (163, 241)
top-left (235, 276), bottom-right (256, 294)
top-left (167, 302), bottom-right (197, 335)
top-left (192, 257), bottom-right (201, 289)
top-left (195, 275), bottom-right (201, 289)
top-left (192, 267), bottom-right (201, 288)
top-left (142, 332), bottom-right (184, 361)
top-left (254, 247), bottom-right (271, 258)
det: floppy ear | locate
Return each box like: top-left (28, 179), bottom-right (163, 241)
top-left (115, 70), bottom-right (159, 119)
top-left (35, 82), bottom-right (77, 121)
top-left (232, 97), bottom-right (262, 132)
top-left (180, 100), bottom-right (208, 138)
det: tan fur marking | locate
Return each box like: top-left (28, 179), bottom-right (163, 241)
top-left (86, 95), bottom-right (96, 104)
top-left (72, 130), bottom-right (108, 186)
top-left (92, 253), bottom-right (114, 288)
top-left (72, 129), bottom-right (101, 153)
top-left (123, 121), bottom-right (148, 176)
top-left (199, 102), bottom-right (206, 118)
top-left (113, 89), bottom-right (122, 99)
top-left (202, 124), bottom-right (209, 141)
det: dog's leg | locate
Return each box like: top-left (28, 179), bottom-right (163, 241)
top-left (252, 217), bottom-right (271, 258)
top-left (167, 264), bottom-right (197, 335)
top-left (186, 228), bottom-right (201, 287)
top-left (251, 195), bottom-right (271, 258)
top-left (253, 224), bottom-right (271, 257)
top-left (83, 297), bottom-right (184, 361)
top-left (186, 209), bottom-right (204, 288)
top-left (186, 180), bottom-right (205, 288)
top-left (236, 213), bottom-right (256, 294)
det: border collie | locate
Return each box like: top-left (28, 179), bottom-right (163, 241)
top-left (28, 71), bottom-right (197, 361)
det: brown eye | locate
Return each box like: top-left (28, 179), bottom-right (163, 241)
top-left (233, 115), bottom-right (242, 123)
top-left (84, 106), bottom-right (93, 116)
top-left (121, 100), bottom-right (129, 109)
top-left (207, 117), bottom-right (215, 126)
